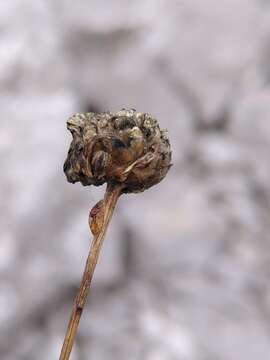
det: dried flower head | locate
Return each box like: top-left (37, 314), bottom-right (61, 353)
top-left (64, 109), bottom-right (172, 193)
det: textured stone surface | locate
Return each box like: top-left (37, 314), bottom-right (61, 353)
top-left (2, 1), bottom-right (270, 359)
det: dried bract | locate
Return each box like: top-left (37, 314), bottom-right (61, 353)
top-left (64, 109), bottom-right (172, 193)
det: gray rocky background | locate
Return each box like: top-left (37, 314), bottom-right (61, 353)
top-left (1, 1), bottom-right (270, 359)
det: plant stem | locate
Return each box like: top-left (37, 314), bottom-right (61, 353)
top-left (59, 183), bottom-right (122, 360)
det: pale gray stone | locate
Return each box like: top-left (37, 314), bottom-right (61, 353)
top-left (1, 0), bottom-right (270, 359)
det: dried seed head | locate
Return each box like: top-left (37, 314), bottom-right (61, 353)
top-left (63, 109), bottom-right (172, 193)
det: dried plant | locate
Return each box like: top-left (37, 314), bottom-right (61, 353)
top-left (59, 109), bottom-right (172, 360)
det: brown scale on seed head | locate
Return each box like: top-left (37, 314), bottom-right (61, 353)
top-left (63, 109), bottom-right (172, 193)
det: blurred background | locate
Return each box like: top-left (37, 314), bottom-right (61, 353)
top-left (1, 1), bottom-right (270, 359)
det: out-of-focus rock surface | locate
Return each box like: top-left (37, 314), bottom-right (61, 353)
top-left (1, 1), bottom-right (270, 359)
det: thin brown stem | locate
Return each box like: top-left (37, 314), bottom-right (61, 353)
top-left (59, 183), bottom-right (122, 360)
